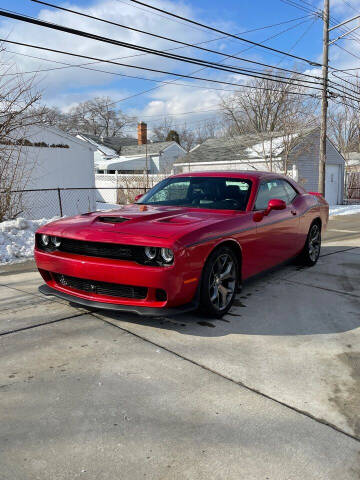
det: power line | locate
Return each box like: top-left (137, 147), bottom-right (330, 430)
top-left (282, 0), bottom-right (360, 43)
top-left (1, 13), bottom-right (314, 80)
top-left (2, 9), bottom-right (359, 102)
top-left (1, 19), bottom-right (320, 121)
top-left (0, 10), bottom-right (332, 95)
top-left (5, 35), bottom-right (360, 106)
top-left (128, 0), bottom-right (321, 66)
top-left (5, 7), bottom-right (360, 102)
top-left (30, 0), bottom-right (322, 83)
top-left (273, 16), bottom-right (318, 68)
top-left (280, 0), bottom-right (360, 92)
top-left (1, 13), bottom-right (313, 90)
top-left (0, 38), bottom-right (324, 96)
top-left (0, 9), bottom-right (325, 90)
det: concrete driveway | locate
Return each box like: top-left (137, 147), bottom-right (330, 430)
top-left (1, 214), bottom-right (360, 479)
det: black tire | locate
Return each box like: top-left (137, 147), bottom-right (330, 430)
top-left (299, 221), bottom-right (321, 266)
top-left (199, 246), bottom-right (239, 318)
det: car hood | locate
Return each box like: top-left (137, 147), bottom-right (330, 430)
top-left (38, 204), bottom-right (243, 246)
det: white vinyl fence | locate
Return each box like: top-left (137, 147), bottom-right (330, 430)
top-left (95, 173), bottom-right (168, 204)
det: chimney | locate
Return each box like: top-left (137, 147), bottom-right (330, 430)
top-left (137, 122), bottom-right (147, 145)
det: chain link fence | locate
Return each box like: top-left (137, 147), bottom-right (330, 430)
top-left (3, 175), bottom-right (359, 222)
top-left (0, 187), bottom-right (150, 221)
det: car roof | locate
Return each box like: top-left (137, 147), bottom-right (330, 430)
top-left (171, 170), bottom-right (287, 181)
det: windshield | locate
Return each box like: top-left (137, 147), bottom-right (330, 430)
top-left (137, 176), bottom-right (252, 211)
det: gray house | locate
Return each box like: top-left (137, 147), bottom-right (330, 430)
top-left (174, 128), bottom-right (345, 205)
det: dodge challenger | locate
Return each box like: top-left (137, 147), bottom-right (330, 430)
top-left (35, 172), bottom-right (329, 317)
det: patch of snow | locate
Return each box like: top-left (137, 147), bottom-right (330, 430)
top-left (0, 217), bottom-right (59, 265)
top-left (245, 134), bottom-right (299, 158)
top-left (329, 204), bottom-right (360, 217)
top-left (96, 201), bottom-right (122, 210)
top-left (81, 135), bottom-right (117, 157)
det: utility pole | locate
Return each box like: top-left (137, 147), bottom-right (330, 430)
top-left (318, 0), bottom-right (329, 195)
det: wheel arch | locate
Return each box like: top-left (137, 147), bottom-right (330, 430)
top-left (206, 238), bottom-right (243, 285)
top-left (312, 216), bottom-right (322, 228)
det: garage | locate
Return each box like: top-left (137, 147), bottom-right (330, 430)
top-left (325, 164), bottom-right (342, 205)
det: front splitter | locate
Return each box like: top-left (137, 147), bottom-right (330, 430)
top-left (38, 284), bottom-right (198, 317)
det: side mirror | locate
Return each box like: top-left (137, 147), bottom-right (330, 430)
top-left (265, 198), bottom-right (286, 216)
top-left (134, 194), bottom-right (143, 203)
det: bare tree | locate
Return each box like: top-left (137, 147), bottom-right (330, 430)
top-left (40, 97), bottom-right (136, 137)
top-left (151, 117), bottom-right (219, 152)
top-left (37, 106), bottom-right (71, 132)
top-left (0, 46), bottom-right (44, 220)
top-left (151, 117), bottom-right (175, 142)
top-left (220, 69), bottom-right (319, 172)
top-left (328, 92), bottom-right (360, 163)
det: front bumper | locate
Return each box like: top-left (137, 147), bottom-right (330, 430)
top-left (34, 248), bottom-right (200, 313)
top-left (39, 284), bottom-right (198, 316)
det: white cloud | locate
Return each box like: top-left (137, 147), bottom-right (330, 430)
top-left (0, 0), bottom-right (224, 96)
top-left (126, 81), bottom-right (224, 131)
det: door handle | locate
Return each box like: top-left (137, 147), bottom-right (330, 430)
top-left (291, 210), bottom-right (297, 216)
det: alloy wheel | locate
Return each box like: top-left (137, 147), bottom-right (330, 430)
top-left (308, 224), bottom-right (321, 262)
top-left (208, 253), bottom-right (236, 311)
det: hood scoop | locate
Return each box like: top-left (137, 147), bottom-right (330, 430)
top-left (157, 214), bottom-right (203, 225)
top-left (97, 216), bottom-right (129, 224)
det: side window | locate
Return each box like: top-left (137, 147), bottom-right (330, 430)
top-left (254, 179), bottom-right (290, 210)
top-left (254, 182), bottom-right (273, 210)
top-left (282, 180), bottom-right (298, 203)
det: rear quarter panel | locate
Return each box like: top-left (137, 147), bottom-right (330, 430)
top-left (299, 193), bottom-right (328, 240)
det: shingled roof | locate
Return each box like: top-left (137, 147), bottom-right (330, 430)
top-left (79, 134), bottom-right (178, 157)
top-left (80, 134), bottom-right (138, 155)
top-left (175, 131), bottom-right (312, 165)
top-left (120, 141), bottom-right (177, 156)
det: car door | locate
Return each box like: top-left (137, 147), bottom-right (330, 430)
top-left (252, 179), bottom-right (300, 273)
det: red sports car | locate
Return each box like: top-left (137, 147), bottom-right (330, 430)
top-left (35, 172), bottom-right (328, 317)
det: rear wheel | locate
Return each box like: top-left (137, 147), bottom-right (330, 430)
top-left (199, 246), bottom-right (239, 318)
top-left (300, 222), bottom-right (321, 266)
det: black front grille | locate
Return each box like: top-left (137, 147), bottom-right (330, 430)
top-left (58, 238), bottom-right (139, 261)
top-left (54, 274), bottom-right (147, 299)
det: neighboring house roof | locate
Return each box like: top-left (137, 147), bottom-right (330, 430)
top-left (18, 125), bottom-right (98, 151)
top-left (175, 129), bottom-right (321, 165)
top-left (120, 141), bottom-right (183, 156)
top-left (78, 135), bottom-right (184, 157)
top-left (78, 134), bottom-right (138, 156)
top-left (95, 155), bottom-right (146, 170)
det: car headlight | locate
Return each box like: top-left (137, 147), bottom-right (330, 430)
top-left (52, 237), bottom-right (61, 248)
top-left (41, 234), bottom-right (50, 246)
top-left (160, 248), bottom-right (174, 264)
top-left (144, 246), bottom-right (158, 260)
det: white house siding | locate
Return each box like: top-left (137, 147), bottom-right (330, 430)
top-left (159, 143), bottom-right (186, 173)
top-left (12, 126), bottom-right (96, 219)
top-left (92, 141), bottom-right (186, 175)
top-left (287, 132), bottom-right (345, 204)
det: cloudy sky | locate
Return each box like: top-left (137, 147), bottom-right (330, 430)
top-left (1, 0), bottom-right (360, 133)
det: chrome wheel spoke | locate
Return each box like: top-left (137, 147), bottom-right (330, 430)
top-left (210, 286), bottom-right (218, 302)
top-left (220, 261), bottom-right (234, 281)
